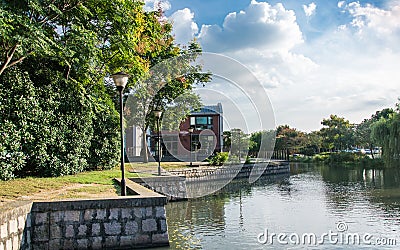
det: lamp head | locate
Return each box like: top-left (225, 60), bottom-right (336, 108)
top-left (111, 72), bottom-right (129, 88)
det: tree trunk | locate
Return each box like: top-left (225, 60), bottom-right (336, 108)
top-left (141, 128), bottom-right (149, 163)
top-left (369, 143), bottom-right (375, 160)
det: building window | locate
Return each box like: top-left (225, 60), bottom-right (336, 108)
top-left (163, 135), bottom-right (178, 156)
top-left (190, 116), bottom-right (213, 130)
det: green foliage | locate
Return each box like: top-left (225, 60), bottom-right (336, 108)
top-left (230, 128), bottom-right (252, 160)
top-left (0, 121), bottom-right (26, 180)
top-left (275, 125), bottom-right (305, 153)
top-left (208, 152), bottom-right (229, 166)
top-left (0, 65), bottom-right (95, 177)
top-left (0, 0), bottom-right (206, 179)
top-left (320, 115), bottom-right (353, 151)
top-left (249, 130), bottom-right (275, 151)
top-left (309, 152), bottom-right (382, 167)
top-left (371, 111), bottom-right (400, 166)
top-left (124, 42), bottom-right (211, 162)
top-left (87, 97), bottom-right (120, 170)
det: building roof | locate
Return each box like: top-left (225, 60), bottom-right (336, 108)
top-left (191, 103), bottom-right (223, 115)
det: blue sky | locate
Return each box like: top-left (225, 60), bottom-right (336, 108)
top-left (145, 0), bottom-right (400, 132)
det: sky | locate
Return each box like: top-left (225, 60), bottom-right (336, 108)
top-left (144, 0), bottom-right (400, 132)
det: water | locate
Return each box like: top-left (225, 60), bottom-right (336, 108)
top-left (161, 163), bottom-right (400, 249)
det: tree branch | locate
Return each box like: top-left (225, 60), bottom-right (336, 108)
top-left (0, 43), bottom-right (19, 75)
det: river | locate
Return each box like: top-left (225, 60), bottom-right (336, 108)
top-left (159, 163), bottom-right (400, 249)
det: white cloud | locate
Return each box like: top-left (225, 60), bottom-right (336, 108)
top-left (169, 8), bottom-right (199, 46)
top-left (303, 2), bottom-right (317, 17)
top-left (341, 1), bottom-right (400, 38)
top-left (143, 0), bottom-right (171, 12)
top-left (198, 1), bottom-right (303, 53)
top-left (166, 0), bottom-right (400, 131)
top-left (285, 1), bottom-right (400, 130)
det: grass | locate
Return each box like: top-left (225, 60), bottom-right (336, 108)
top-left (0, 166), bottom-right (143, 203)
top-left (0, 161), bottom-right (203, 204)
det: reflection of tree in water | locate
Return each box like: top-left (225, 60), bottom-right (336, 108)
top-left (165, 173), bottom-right (289, 249)
top-left (320, 164), bottom-right (400, 220)
top-left (166, 193), bottom-right (227, 249)
top-left (367, 168), bottom-right (400, 215)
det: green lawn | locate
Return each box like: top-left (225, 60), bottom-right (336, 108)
top-left (0, 164), bottom-right (146, 203)
top-left (0, 162), bottom-right (195, 204)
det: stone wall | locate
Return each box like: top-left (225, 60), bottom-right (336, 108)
top-left (0, 201), bottom-right (33, 250)
top-left (0, 185), bottom-right (169, 250)
top-left (130, 176), bottom-right (187, 201)
top-left (130, 162), bottom-right (290, 201)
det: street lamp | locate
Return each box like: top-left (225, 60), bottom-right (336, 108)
top-left (188, 127), bottom-right (194, 167)
top-left (111, 72), bottom-right (129, 196)
top-left (154, 110), bottom-right (162, 176)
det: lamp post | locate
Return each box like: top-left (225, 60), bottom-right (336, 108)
top-left (111, 72), bottom-right (129, 196)
top-left (188, 127), bottom-right (194, 167)
top-left (154, 110), bottom-right (162, 176)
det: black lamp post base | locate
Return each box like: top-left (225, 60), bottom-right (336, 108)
top-left (120, 178), bottom-right (127, 196)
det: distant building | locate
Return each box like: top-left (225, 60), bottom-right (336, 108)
top-left (150, 103), bottom-right (224, 161)
top-left (179, 103), bottom-right (223, 153)
top-left (125, 126), bottom-right (143, 158)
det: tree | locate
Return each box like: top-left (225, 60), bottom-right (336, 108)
top-left (223, 131), bottom-right (231, 152)
top-left (1, 0), bottom-right (202, 178)
top-left (125, 42), bottom-right (211, 162)
top-left (230, 128), bottom-right (253, 162)
top-left (249, 130), bottom-right (276, 157)
top-left (275, 125), bottom-right (306, 153)
top-left (320, 115), bottom-right (353, 151)
top-left (0, 0), bottom-right (171, 80)
top-left (371, 104), bottom-right (400, 166)
top-left (303, 131), bottom-right (323, 155)
top-left (355, 108), bottom-right (395, 159)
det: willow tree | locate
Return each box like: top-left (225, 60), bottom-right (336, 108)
top-left (371, 112), bottom-right (400, 166)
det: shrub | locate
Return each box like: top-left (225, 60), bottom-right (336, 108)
top-left (0, 121), bottom-right (26, 180)
top-left (208, 152), bottom-right (229, 166)
top-left (0, 65), bottom-right (120, 180)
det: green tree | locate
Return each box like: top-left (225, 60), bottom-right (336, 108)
top-left (222, 131), bottom-right (232, 151)
top-left (1, 0), bottom-right (201, 178)
top-left (371, 104), bottom-right (400, 166)
top-left (320, 115), bottom-right (353, 151)
top-left (275, 125), bottom-right (306, 153)
top-left (249, 130), bottom-right (276, 157)
top-left (303, 131), bottom-right (323, 155)
top-left (230, 128), bottom-right (252, 162)
top-left (125, 42), bottom-right (211, 162)
top-left (355, 108), bottom-right (394, 159)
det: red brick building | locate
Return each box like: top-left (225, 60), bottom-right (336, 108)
top-left (155, 103), bottom-right (224, 161)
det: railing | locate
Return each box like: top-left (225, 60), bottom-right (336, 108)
top-left (249, 149), bottom-right (290, 161)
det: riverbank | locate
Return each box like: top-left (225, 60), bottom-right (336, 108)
top-left (130, 161), bottom-right (290, 201)
top-left (290, 152), bottom-right (384, 168)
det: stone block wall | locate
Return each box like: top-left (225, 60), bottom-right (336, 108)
top-left (130, 177), bottom-right (187, 201)
top-left (0, 201), bottom-right (33, 250)
top-left (0, 193), bottom-right (169, 249)
top-left (30, 197), bottom-right (168, 249)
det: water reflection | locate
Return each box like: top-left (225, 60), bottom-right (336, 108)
top-left (162, 164), bottom-right (400, 249)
